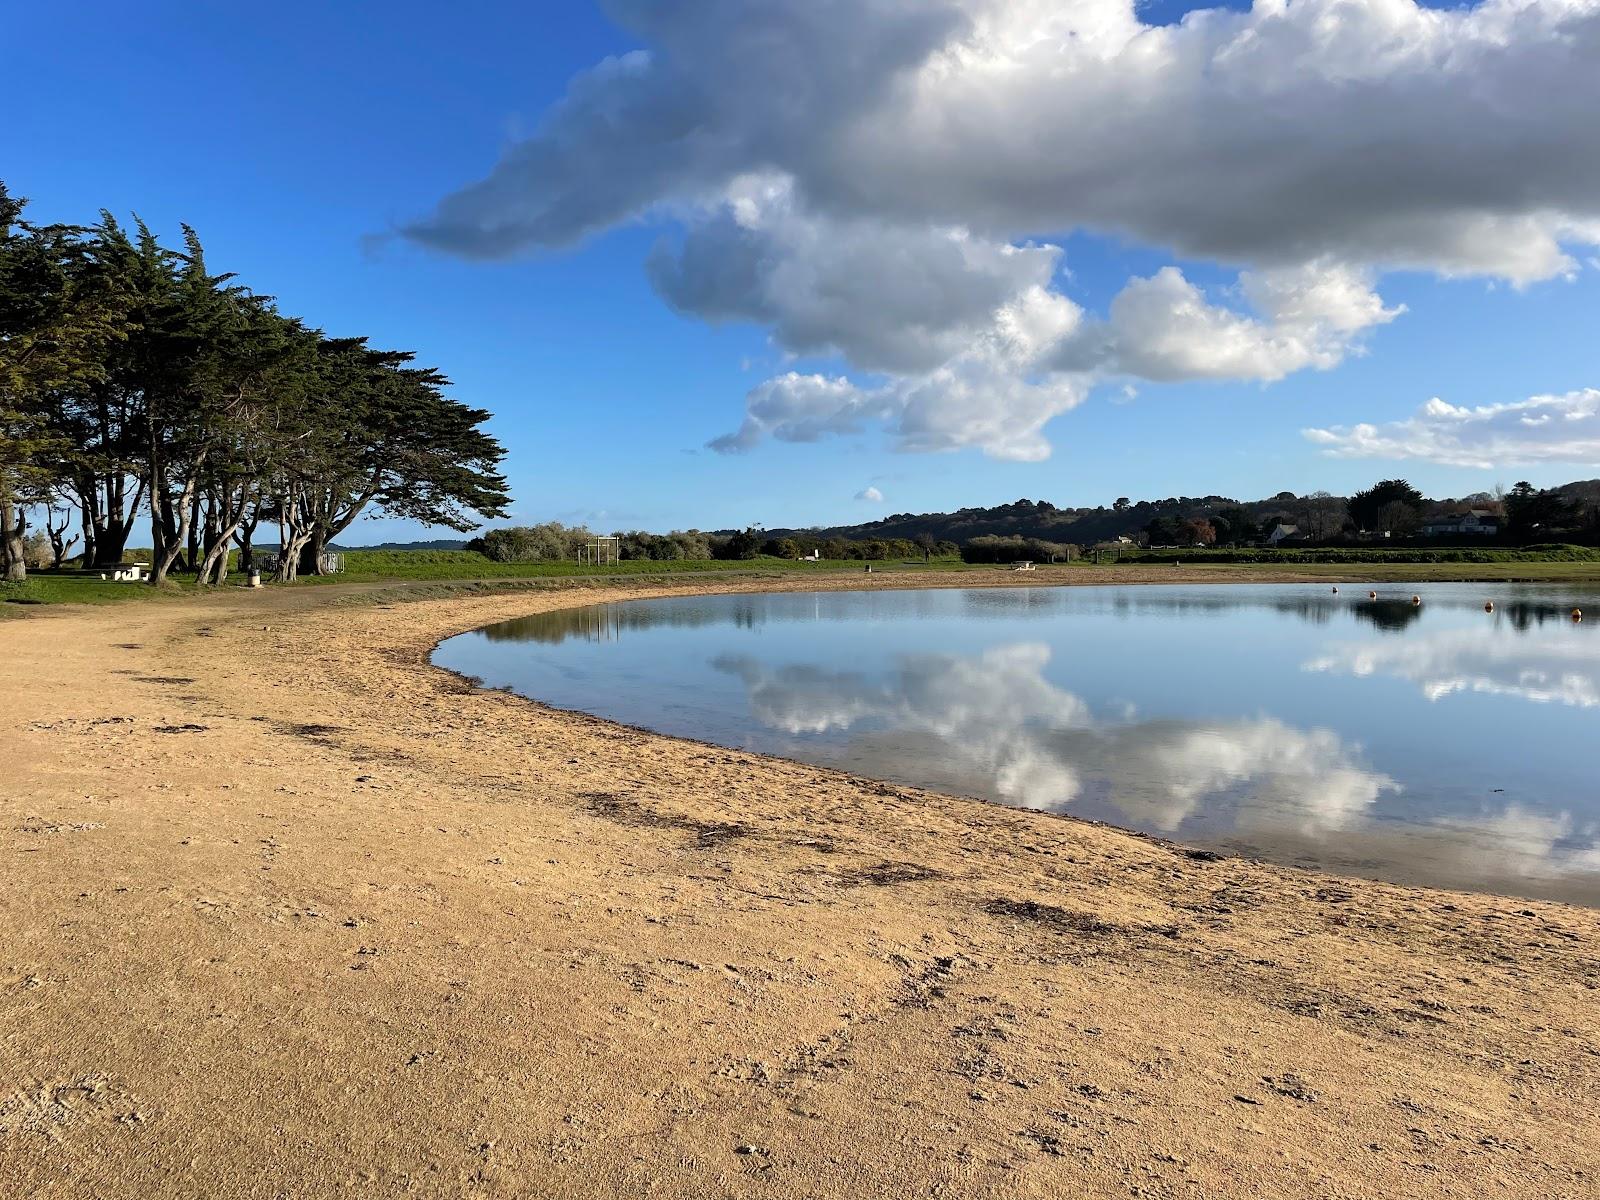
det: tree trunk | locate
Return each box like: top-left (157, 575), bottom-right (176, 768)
top-left (235, 514), bottom-right (257, 573)
top-left (197, 523), bottom-right (243, 586)
top-left (49, 530), bottom-right (79, 570)
top-left (185, 490), bottom-right (203, 574)
top-left (2, 503), bottom-right (27, 583)
top-left (80, 508), bottom-right (97, 567)
top-left (275, 528), bottom-right (312, 582)
top-left (93, 476), bottom-right (143, 568)
top-left (299, 527), bottom-right (329, 576)
top-left (151, 472), bottom-right (202, 586)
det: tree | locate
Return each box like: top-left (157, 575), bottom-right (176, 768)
top-left (6, 183), bottom-right (515, 586)
top-left (1145, 515), bottom-right (1183, 546)
top-left (1299, 491), bottom-right (1349, 541)
top-left (1113, 496), bottom-right (1130, 512)
top-left (1212, 506), bottom-right (1256, 545)
top-left (713, 526), bottom-right (763, 560)
top-left (1349, 479), bottom-right (1424, 535)
top-left (0, 185), bottom-right (124, 581)
top-left (1180, 518), bottom-right (1216, 546)
top-left (42, 487), bottom-right (79, 568)
top-left (262, 337), bottom-right (508, 581)
top-left (1504, 481), bottom-right (1576, 540)
top-left (914, 531), bottom-right (937, 562)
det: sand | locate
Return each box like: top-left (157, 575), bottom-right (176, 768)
top-left (2, 570), bottom-right (1597, 1199)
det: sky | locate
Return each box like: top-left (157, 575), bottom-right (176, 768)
top-left (7, 0), bottom-right (1600, 542)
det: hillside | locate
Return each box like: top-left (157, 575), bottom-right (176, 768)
top-left (761, 494), bottom-right (1283, 546)
top-left (758, 480), bottom-right (1600, 547)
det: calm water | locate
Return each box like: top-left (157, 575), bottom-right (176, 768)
top-left (434, 584), bottom-right (1600, 905)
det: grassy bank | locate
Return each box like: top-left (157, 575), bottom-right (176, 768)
top-left (10, 548), bottom-right (1600, 612)
top-left (0, 552), bottom-right (979, 610)
top-left (308, 549), bottom-right (977, 582)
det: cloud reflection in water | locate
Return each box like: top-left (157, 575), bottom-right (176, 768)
top-left (713, 643), bottom-right (1396, 836)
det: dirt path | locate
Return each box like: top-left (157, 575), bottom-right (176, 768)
top-left (3, 573), bottom-right (1597, 1198)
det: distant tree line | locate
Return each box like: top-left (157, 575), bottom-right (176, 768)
top-left (1, 182), bottom-right (509, 584)
top-left (467, 523), bottom-right (716, 562)
top-left (960, 535), bottom-right (1076, 564)
top-left (466, 523), bottom-right (961, 564)
top-left (1141, 478), bottom-right (1599, 549)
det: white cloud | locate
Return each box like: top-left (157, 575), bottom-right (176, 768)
top-left (409, 0), bottom-right (1600, 279)
top-left (856, 485), bottom-right (885, 502)
top-left (708, 255), bottom-right (1394, 458)
top-left (649, 176), bottom-right (1065, 374)
top-left (406, 0), bottom-right (1600, 456)
top-left (1060, 260), bottom-right (1401, 383)
top-left (1305, 388), bottom-right (1600, 467)
top-left (708, 372), bottom-right (891, 453)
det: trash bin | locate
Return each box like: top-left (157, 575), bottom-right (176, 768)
top-left (249, 569), bottom-right (262, 588)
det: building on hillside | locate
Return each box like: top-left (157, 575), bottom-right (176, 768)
top-left (1421, 511), bottom-right (1500, 537)
top-left (1265, 523), bottom-right (1303, 546)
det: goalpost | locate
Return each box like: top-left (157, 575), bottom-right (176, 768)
top-left (578, 535), bottom-right (620, 566)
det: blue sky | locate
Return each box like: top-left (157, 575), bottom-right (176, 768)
top-left (8, 0), bottom-right (1599, 541)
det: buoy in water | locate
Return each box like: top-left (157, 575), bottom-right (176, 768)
top-left (1331, 586), bottom-right (1339, 594)
top-left (1412, 595), bottom-right (1422, 606)
top-left (1485, 600), bottom-right (1495, 613)
top-left (1368, 590), bottom-right (1378, 600)
top-left (1573, 607), bottom-right (1584, 622)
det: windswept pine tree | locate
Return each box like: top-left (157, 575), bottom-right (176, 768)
top-left (0, 180), bottom-right (510, 584)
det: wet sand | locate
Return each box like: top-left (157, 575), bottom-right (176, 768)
top-left (3, 570), bottom-right (1597, 1198)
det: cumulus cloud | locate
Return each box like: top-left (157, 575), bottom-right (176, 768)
top-left (1305, 389), bottom-right (1600, 467)
top-left (649, 176), bottom-right (1065, 374)
top-left (410, 0), bottom-right (1600, 276)
top-left (1059, 260), bottom-right (1402, 383)
top-left (709, 283), bottom-right (1092, 460)
top-left (406, 0), bottom-right (1600, 456)
top-left (707, 372), bottom-right (891, 453)
top-left (856, 485), bottom-right (885, 502)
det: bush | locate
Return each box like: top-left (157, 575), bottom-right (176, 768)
top-left (468, 522), bottom-right (592, 563)
top-left (711, 527), bottom-right (763, 560)
top-left (961, 535), bottom-right (1076, 564)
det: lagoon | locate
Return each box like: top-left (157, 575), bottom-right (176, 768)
top-left (434, 583), bottom-right (1600, 905)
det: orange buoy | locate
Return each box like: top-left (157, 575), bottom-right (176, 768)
top-left (1573, 608), bottom-right (1584, 622)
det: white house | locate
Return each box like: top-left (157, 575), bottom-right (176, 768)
top-left (1421, 511), bottom-right (1500, 537)
top-left (1265, 523), bottom-right (1301, 545)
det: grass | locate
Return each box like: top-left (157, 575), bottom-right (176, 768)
top-left (0, 572), bottom-right (196, 609)
top-left (296, 549), bottom-right (981, 584)
top-left (9, 548), bottom-right (1600, 612)
top-left (0, 553), bottom-right (981, 611)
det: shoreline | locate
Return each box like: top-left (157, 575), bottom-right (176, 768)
top-left (4, 570), bottom-right (1598, 1197)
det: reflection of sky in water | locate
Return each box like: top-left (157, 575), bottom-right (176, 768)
top-left (436, 584), bottom-right (1600, 905)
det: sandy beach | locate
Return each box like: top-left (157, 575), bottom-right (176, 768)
top-left (3, 571), bottom-right (1597, 1199)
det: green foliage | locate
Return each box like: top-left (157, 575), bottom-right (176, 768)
top-left (1, 178), bottom-right (511, 586)
top-left (961, 534), bottom-right (1076, 564)
top-left (712, 527), bottom-right (763, 560)
top-left (1504, 481), bottom-right (1581, 538)
top-left (1123, 544), bottom-right (1600, 565)
top-left (468, 522), bottom-right (592, 563)
top-left (1349, 479), bottom-right (1425, 534)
